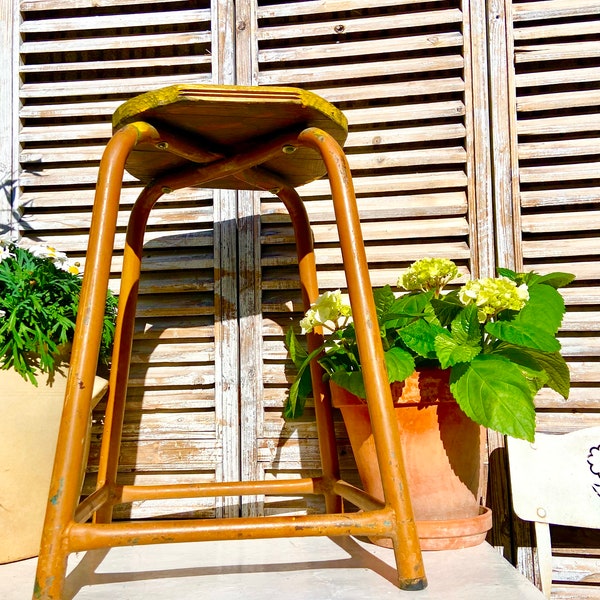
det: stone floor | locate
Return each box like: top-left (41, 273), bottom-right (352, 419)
top-left (1, 536), bottom-right (546, 599)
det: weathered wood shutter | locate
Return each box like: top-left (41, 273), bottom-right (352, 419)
top-left (235, 0), bottom-right (494, 516)
top-left (15, 0), bottom-right (241, 519)
top-left (489, 0), bottom-right (600, 593)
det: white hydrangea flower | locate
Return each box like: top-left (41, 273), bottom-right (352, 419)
top-left (300, 289), bottom-right (352, 334)
top-left (398, 257), bottom-right (459, 293)
top-left (458, 276), bottom-right (529, 322)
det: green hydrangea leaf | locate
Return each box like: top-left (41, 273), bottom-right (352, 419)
top-left (497, 347), bottom-right (570, 398)
top-left (386, 289), bottom-right (435, 328)
top-left (373, 285), bottom-right (397, 320)
top-left (516, 283), bottom-right (565, 335)
top-left (535, 272), bottom-right (576, 289)
top-left (450, 355), bottom-right (536, 442)
top-left (398, 318), bottom-right (444, 358)
top-left (430, 292), bottom-right (462, 327)
top-left (330, 370), bottom-right (366, 399)
top-left (285, 327), bottom-right (308, 369)
top-left (491, 344), bottom-right (548, 395)
top-left (384, 346), bottom-right (415, 383)
top-left (486, 320), bottom-right (561, 352)
top-left (433, 305), bottom-right (482, 368)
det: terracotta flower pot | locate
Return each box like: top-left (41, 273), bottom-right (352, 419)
top-left (331, 367), bottom-right (492, 550)
top-left (0, 364), bottom-right (108, 563)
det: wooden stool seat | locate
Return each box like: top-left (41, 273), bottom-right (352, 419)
top-left (113, 84), bottom-right (348, 188)
top-left (34, 84), bottom-right (426, 599)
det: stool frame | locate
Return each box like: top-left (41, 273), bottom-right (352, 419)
top-left (34, 86), bottom-right (426, 599)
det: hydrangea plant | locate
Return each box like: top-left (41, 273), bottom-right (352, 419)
top-left (0, 239), bottom-right (117, 385)
top-left (286, 258), bottom-right (574, 441)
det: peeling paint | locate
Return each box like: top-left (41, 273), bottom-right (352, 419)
top-left (49, 478), bottom-right (64, 505)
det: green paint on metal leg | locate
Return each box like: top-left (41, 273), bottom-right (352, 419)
top-left (49, 478), bottom-right (64, 505)
top-left (33, 576), bottom-right (55, 599)
top-left (400, 577), bottom-right (428, 591)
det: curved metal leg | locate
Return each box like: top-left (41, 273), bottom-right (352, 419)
top-left (297, 127), bottom-right (427, 591)
top-left (95, 182), bottom-right (166, 524)
top-left (33, 123), bottom-right (160, 600)
top-left (276, 185), bottom-right (342, 514)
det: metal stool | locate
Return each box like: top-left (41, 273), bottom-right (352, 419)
top-left (34, 84), bottom-right (426, 598)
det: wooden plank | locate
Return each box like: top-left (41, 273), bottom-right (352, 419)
top-left (262, 217), bottom-right (470, 245)
top-left (524, 262), bottom-right (600, 282)
top-left (259, 31), bottom-right (462, 63)
top-left (516, 66), bottom-right (600, 88)
top-left (519, 162), bottom-right (600, 183)
top-left (88, 440), bottom-right (222, 471)
top-left (21, 31), bottom-right (211, 54)
top-left (518, 138), bottom-right (600, 160)
top-left (304, 76), bottom-right (465, 104)
top-left (513, 0), bottom-right (600, 22)
top-left (463, 0), bottom-right (495, 275)
top-left (20, 101), bottom-right (121, 118)
top-left (513, 20), bottom-right (600, 42)
top-left (261, 241), bottom-right (472, 267)
top-left (562, 312), bottom-right (600, 330)
top-left (517, 114), bottom-right (600, 136)
top-left (347, 147), bottom-right (467, 170)
top-left (521, 211), bottom-right (600, 233)
top-left (19, 73), bottom-right (213, 98)
top-left (257, 8), bottom-right (463, 41)
top-left (261, 192), bottom-right (468, 221)
top-left (257, 0), bottom-right (443, 19)
top-left (259, 55), bottom-right (464, 86)
top-left (522, 237), bottom-right (600, 259)
top-left (300, 170), bottom-right (468, 195)
top-left (20, 8), bottom-right (211, 32)
top-left (21, 54), bottom-right (212, 74)
top-left (521, 187), bottom-right (600, 208)
top-left (21, 205), bottom-right (213, 229)
top-left (21, 0), bottom-right (184, 10)
top-left (487, 0), bottom-right (521, 271)
top-left (346, 123), bottom-right (466, 147)
top-left (344, 100), bottom-right (466, 125)
top-left (514, 41), bottom-right (600, 64)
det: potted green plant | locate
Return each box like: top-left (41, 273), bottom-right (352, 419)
top-left (0, 238), bottom-right (118, 563)
top-left (285, 258), bottom-right (574, 548)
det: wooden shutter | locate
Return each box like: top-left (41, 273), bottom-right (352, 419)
top-left (15, 0), bottom-right (240, 519)
top-left (496, 0), bottom-right (600, 432)
top-left (235, 0), bottom-right (493, 516)
top-left (490, 0), bottom-right (600, 593)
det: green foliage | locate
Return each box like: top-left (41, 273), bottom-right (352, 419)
top-left (0, 240), bottom-right (117, 386)
top-left (284, 258), bottom-right (574, 442)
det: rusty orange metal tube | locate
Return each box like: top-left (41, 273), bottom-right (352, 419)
top-left (94, 181), bottom-right (165, 524)
top-left (118, 477), bottom-right (323, 504)
top-left (34, 122), bottom-right (160, 600)
top-left (275, 184), bottom-right (342, 514)
top-left (297, 127), bottom-right (427, 591)
top-left (66, 509), bottom-right (395, 553)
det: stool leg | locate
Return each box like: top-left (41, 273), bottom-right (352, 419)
top-left (276, 185), bottom-right (342, 514)
top-left (297, 127), bottom-right (427, 590)
top-left (95, 183), bottom-right (165, 523)
top-left (34, 124), bottom-right (159, 600)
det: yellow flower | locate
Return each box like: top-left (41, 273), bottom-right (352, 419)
top-left (398, 257), bottom-right (459, 293)
top-left (459, 277), bottom-right (529, 322)
top-left (300, 290), bottom-right (352, 333)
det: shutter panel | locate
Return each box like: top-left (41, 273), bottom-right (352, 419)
top-left (491, 0), bottom-right (600, 591)
top-left (507, 0), bottom-right (600, 429)
top-left (236, 0), bottom-right (492, 516)
top-left (16, 0), bottom-right (239, 519)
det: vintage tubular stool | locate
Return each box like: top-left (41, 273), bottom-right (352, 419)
top-left (34, 84), bottom-right (426, 598)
